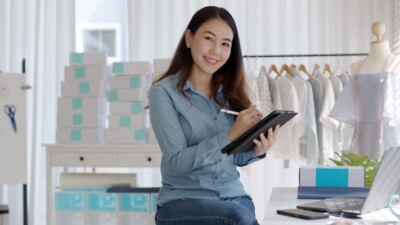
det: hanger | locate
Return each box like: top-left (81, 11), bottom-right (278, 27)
top-left (299, 64), bottom-right (312, 77)
top-left (267, 64), bottom-right (281, 77)
top-left (312, 63), bottom-right (321, 74)
top-left (279, 64), bottom-right (295, 78)
top-left (324, 63), bottom-right (333, 76)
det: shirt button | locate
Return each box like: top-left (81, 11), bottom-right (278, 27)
top-left (214, 117), bottom-right (217, 120)
top-left (213, 176), bottom-right (218, 179)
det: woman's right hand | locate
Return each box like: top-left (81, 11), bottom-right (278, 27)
top-left (228, 105), bottom-right (263, 141)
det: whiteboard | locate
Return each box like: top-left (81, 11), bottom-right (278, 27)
top-left (0, 74), bottom-right (27, 184)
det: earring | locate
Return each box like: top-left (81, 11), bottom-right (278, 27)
top-left (186, 45), bottom-right (191, 49)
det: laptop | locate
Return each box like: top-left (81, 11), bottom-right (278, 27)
top-left (297, 147), bottom-right (400, 216)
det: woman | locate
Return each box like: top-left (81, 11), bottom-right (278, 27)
top-left (149, 6), bottom-right (279, 225)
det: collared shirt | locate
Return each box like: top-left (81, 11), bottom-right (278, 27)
top-left (149, 72), bottom-right (264, 206)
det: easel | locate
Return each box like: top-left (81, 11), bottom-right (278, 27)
top-left (0, 59), bottom-right (31, 225)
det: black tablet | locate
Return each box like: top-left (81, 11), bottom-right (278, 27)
top-left (221, 110), bottom-right (297, 155)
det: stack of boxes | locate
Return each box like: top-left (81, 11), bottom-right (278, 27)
top-left (54, 189), bottom-right (158, 225)
top-left (105, 61), bottom-right (151, 144)
top-left (57, 52), bottom-right (108, 144)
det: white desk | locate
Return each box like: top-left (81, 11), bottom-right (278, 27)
top-left (45, 144), bottom-right (161, 225)
top-left (262, 187), bottom-right (399, 224)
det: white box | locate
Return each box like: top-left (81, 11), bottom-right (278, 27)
top-left (57, 112), bottom-right (106, 128)
top-left (61, 80), bottom-right (105, 97)
top-left (0, 205), bottom-right (9, 225)
top-left (57, 128), bottom-right (104, 144)
top-left (153, 58), bottom-right (171, 72)
top-left (55, 212), bottom-right (84, 225)
top-left (69, 52), bottom-right (106, 65)
top-left (299, 166), bottom-right (364, 187)
top-left (112, 61), bottom-right (151, 75)
top-left (64, 64), bottom-right (107, 81)
top-left (104, 128), bottom-right (147, 144)
top-left (86, 213), bottom-right (117, 225)
top-left (147, 128), bottom-right (158, 144)
top-left (107, 115), bottom-right (145, 129)
top-left (109, 101), bottom-right (144, 115)
top-left (107, 88), bottom-right (144, 102)
top-left (58, 97), bottom-right (107, 114)
top-left (109, 75), bottom-right (146, 89)
top-left (118, 213), bottom-right (149, 225)
top-left (60, 173), bottom-right (137, 188)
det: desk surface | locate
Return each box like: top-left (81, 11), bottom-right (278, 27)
top-left (262, 187), bottom-right (399, 225)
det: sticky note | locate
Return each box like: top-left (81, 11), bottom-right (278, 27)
top-left (108, 90), bottom-right (119, 101)
top-left (79, 82), bottom-right (90, 94)
top-left (72, 98), bottom-right (82, 109)
top-left (72, 53), bottom-right (84, 64)
top-left (134, 129), bottom-right (146, 140)
top-left (120, 116), bottom-right (131, 127)
top-left (74, 67), bottom-right (86, 79)
top-left (73, 114), bottom-right (83, 125)
top-left (131, 102), bottom-right (142, 114)
top-left (71, 130), bottom-right (82, 141)
top-left (112, 62), bottom-right (124, 74)
top-left (129, 76), bottom-right (140, 88)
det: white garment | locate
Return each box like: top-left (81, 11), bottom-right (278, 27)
top-left (291, 69), bottom-right (319, 165)
top-left (271, 75), bottom-right (300, 160)
top-left (314, 71), bottom-right (339, 162)
top-left (246, 71), bottom-right (262, 110)
top-left (267, 75), bottom-right (283, 110)
top-left (330, 71), bottom-right (400, 159)
top-left (256, 70), bottom-right (274, 115)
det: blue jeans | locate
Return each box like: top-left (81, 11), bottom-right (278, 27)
top-left (155, 196), bottom-right (259, 225)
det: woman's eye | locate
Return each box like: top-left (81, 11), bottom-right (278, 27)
top-left (223, 43), bottom-right (230, 47)
top-left (205, 37), bottom-right (213, 42)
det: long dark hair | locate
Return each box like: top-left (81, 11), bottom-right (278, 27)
top-left (152, 6), bottom-right (251, 112)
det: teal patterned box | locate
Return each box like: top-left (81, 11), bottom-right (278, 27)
top-left (55, 192), bottom-right (85, 211)
top-left (119, 193), bottom-right (150, 212)
top-left (87, 193), bottom-right (117, 212)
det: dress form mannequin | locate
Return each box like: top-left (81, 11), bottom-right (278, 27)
top-left (350, 21), bottom-right (398, 74)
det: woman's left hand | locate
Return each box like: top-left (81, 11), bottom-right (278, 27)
top-left (253, 125), bottom-right (279, 156)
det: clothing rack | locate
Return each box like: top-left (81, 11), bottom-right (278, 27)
top-left (242, 53), bottom-right (368, 58)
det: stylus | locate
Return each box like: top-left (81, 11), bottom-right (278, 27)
top-left (220, 109), bottom-right (240, 115)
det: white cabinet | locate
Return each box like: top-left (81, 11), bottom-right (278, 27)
top-left (45, 144), bottom-right (161, 225)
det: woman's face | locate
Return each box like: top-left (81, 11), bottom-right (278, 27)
top-left (185, 18), bottom-right (233, 78)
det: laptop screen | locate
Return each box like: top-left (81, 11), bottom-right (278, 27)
top-left (360, 147), bottom-right (400, 214)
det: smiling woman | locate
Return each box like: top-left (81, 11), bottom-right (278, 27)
top-left (148, 6), bottom-right (279, 225)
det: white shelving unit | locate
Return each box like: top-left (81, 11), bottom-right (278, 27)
top-left (45, 144), bottom-right (161, 225)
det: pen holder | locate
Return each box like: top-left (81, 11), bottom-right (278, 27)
top-left (388, 194), bottom-right (400, 220)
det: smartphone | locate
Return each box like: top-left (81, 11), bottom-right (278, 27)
top-left (277, 208), bottom-right (329, 220)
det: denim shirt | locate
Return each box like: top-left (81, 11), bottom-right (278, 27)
top-left (148, 73), bottom-right (265, 206)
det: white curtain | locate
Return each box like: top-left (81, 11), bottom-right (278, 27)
top-left (0, 0), bottom-right (75, 224)
top-left (127, 0), bottom-right (391, 222)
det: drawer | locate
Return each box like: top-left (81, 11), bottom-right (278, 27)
top-left (51, 152), bottom-right (118, 167)
top-left (118, 153), bottom-right (161, 167)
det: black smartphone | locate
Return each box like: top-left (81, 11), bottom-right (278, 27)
top-left (276, 208), bottom-right (329, 220)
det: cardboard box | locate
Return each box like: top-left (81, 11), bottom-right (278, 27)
top-left (107, 88), bottom-right (145, 102)
top-left (104, 128), bottom-right (147, 144)
top-left (153, 58), bottom-right (171, 72)
top-left (61, 80), bottom-right (105, 97)
top-left (57, 112), bottom-right (106, 128)
top-left (109, 101), bottom-right (144, 115)
top-left (58, 97), bottom-right (107, 114)
top-left (299, 166), bottom-right (364, 188)
top-left (56, 128), bottom-right (104, 144)
top-left (147, 128), bottom-right (158, 144)
top-left (64, 64), bottom-right (107, 81)
top-left (112, 61), bottom-right (151, 75)
top-left (107, 115), bottom-right (145, 129)
top-left (69, 52), bottom-right (106, 65)
top-left (109, 74), bottom-right (146, 89)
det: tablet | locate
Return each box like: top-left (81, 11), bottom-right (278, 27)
top-left (221, 110), bottom-right (297, 155)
